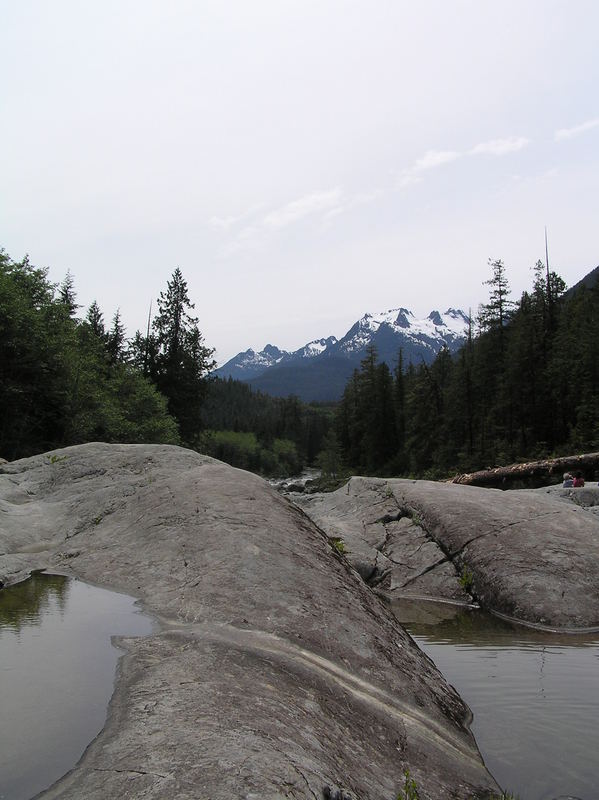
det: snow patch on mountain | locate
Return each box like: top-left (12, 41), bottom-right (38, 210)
top-left (297, 336), bottom-right (339, 358)
top-left (336, 307), bottom-right (469, 354)
top-left (214, 307), bottom-right (469, 384)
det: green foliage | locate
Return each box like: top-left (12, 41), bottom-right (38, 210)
top-left (316, 429), bottom-right (342, 478)
top-left (200, 377), bottom-right (332, 471)
top-left (335, 256), bottom-right (599, 479)
top-left (459, 565), bottom-right (474, 592)
top-left (397, 769), bottom-right (420, 800)
top-left (336, 345), bottom-right (399, 474)
top-left (142, 267), bottom-right (216, 445)
top-left (0, 249), bottom-right (180, 459)
top-left (409, 511), bottom-right (423, 527)
top-left (394, 770), bottom-right (518, 800)
top-left (202, 430), bottom-right (302, 476)
top-left (329, 537), bottom-right (347, 555)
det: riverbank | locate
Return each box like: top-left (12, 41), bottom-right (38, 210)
top-left (0, 444), bottom-right (499, 800)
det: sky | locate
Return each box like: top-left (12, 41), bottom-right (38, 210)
top-left (2, 1), bottom-right (599, 365)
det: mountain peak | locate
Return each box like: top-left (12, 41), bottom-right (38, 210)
top-left (262, 343), bottom-right (283, 358)
top-left (215, 303), bottom-right (469, 399)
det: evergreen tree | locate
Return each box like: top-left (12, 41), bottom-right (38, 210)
top-left (86, 301), bottom-right (105, 338)
top-left (150, 268), bottom-right (215, 443)
top-left (477, 258), bottom-right (515, 336)
top-left (0, 249), bottom-right (179, 458)
top-left (58, 270), bottom-right (79, 318)
top-left (317, 429), bottom-right (342, 479)
top-left (106, 309), bottom-right (126, 364)
top-left (394, 350), bottom-right (407, 469)
top-left (374, 361), bottom-right (398, 469)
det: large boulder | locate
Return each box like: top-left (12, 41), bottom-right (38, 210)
top-left (0, 444), bottom-right (499, 800)
top-left (298, 477), bottom-right (599, 630)
top-left (293, 477), bottom-right (472, 605)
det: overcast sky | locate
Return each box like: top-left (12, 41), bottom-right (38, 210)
top-left (2, 1), bottom-right (598, 364)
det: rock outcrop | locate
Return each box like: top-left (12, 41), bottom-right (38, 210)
top-left (293, 477), bottom-right (472, 606)
top-left (0, 444), bottom-right (498, 800)
top-left (296, 477), bottom-right (599, 631)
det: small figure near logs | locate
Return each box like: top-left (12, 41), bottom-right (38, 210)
top-left (573, 471), bottom-right (585, 488)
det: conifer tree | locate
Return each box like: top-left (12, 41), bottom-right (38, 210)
top-left (150, 268), bottom-right (215, 443)
top-left (393, 350), bottom-right (407, 471)
top-left (477, 259), bottom-right (515, 339)
top-left (106, 309), bottom-right (126, 364)
top-left (85, 301), bottom-right (105, 338)
top-left (58, 270), bottom-right (79, 318)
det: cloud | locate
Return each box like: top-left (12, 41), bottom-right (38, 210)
top-left (470, 136), bottom-right (530, 156)
top-left (208, 202), bottom-right (266, 230)
top-left (398, 134), bottom-right (531, 189)
top-left (219, 225), bottom-right (262, 257)
top-left (208, 215), bottom-right (241, 230)
top-left (555, 118), bottom-right (599, 141)
top-left (396, 149), bottom-right (461, 189)
top-left (262, 188), bottom-right (344, 229)
top-left (397, 172), bottom-right (423, 189)
top-left (412, 150), bottom-right (461, 172)
top-left (216, 187), bottom-right (347, 257)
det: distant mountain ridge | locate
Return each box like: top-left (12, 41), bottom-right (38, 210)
top-left (215, 307), bottom-right (470, 402)
top-left (217, 337), bottom-right (339, 381)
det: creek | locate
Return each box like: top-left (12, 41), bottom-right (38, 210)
top-left (0, 572), bottom-right (154, 800)
top-left (3, 572), bottom-right (598, 800)
top-left (392, 598), bottom-right (599, 800)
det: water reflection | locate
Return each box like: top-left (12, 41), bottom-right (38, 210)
top-left (0, 573), bottom-right (154, 800)
top-left (0, 571), bottom-right (70, 632)
top-left (392, 599), bottom-right (599, 800)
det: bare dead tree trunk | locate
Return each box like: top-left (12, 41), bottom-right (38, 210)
top-left (451, 452), bottom-right (599, 489)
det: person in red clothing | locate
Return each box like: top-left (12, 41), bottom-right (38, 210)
top-left (573, 471), bottom-right (585, 487)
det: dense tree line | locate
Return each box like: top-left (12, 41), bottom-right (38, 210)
top-left (6, 246), bottom-right (595, 480)
top-left (0, 248), bottom-right (330, 477)
top-left (0, 251), bottom-right (218, 460)
top-left (199, 378), bottom-right (332, 475)
top-left (335, 258), bottom-right (599, 477)
top-left (0, 251), bottom-right (179, 459)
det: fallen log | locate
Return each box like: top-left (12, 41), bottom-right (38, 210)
top-left (451, 452), bottom-right (599, 489)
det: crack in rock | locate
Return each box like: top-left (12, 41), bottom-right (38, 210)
top-left (399, 557), bottom-right (450, 588)
top-left (93, 767), bottom-right (169, 779)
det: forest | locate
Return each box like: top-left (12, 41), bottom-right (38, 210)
top-left (333, 258), bottom-right (599, 478)
top-left (2, 247), bottom-right (598, 481)
top-left (0, 249), bottom-right (330, 473)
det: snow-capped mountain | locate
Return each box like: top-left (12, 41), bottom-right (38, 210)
top-left (214, 308), bottom-right (469, 401)
top-left (333, 308), bottom-right (469, 358)
top-left (216, 337), bottom-right (339, 381)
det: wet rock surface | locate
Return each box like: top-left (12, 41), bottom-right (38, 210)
top-left (297, 477), bottom-right (599, 630)
top-left (0, 444), bottom-right (498, 800)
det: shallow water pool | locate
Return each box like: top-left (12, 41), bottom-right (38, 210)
top-left (0, 573), bottom-right (154, 800)
top-left (393, 599), bottom-right (599, 800)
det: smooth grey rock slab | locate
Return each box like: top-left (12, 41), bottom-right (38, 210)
top-left (389, 479), bottom-right (599, 630)
top-left (294, 478), bottom-right (471, 604)
top-left (299, 477), bottom-right (599, 630)
top-left (532, 484), bottom-right (599, 518)
top-left (0, 444), bottom-right (498, 800)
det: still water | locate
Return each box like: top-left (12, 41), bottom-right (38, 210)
top-left (393, 599), bottom-right (599, 800)
top-left (0, 573), bottom-right (154, 800)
